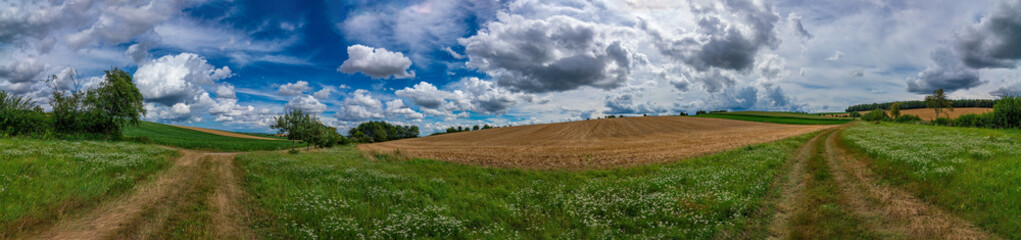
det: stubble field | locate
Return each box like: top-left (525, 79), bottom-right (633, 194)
top-left (359, 116), bottom-right (832, 169)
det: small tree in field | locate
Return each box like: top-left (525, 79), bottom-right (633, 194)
top-left (925, 88), bottom-right (953, 118)
top-left (890, 102), bottom-right (901, 118)
top-left (271, 109), bottom-right (312, 151)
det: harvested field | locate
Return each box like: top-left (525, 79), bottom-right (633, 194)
top-left (359, 116), bottom-right (832, 169)
top-left (170, 125), bottom-right (280, 140)
top-left (834, 107), bottom-right (992, 120)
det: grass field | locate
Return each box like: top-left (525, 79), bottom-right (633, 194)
top-left (841, 122), bottom-right (1021, 238)
top-left (237, 133), bottom-right (817, 239)
top-left (694, 111), bottom-right (852, 125)
top-left (123, 121), bottom-right (294, 151)
top-left (0, 138), bottom-right (178, 238)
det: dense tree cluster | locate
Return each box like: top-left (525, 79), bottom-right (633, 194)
top-left (271, 109), bottom-right (349, 151)
top-left (845, 99), bottom-right (996, 112)
top-left (348, 121), bottom-right (420, 143)
top-left (0, 68), bottom-right (146, 139)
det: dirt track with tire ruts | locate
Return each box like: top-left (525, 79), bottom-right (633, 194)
top-left (359, 116), bottom-right (832, 169)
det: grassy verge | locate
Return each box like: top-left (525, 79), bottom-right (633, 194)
top-left (123, 121), bottom-right (293, 151)
top-left (694, 111), bottom-right (852, 125)
top-left (237, 134), bottom-right (815, 239)
top-left (0, 138), bottom-right (178, 238)
top-left (790, 131), bottom-right (873, 239)
top-left (841, 122), bottom-right (1021, 238)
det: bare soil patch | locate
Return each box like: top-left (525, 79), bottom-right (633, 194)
top-left (171, 125), bottom-right (281, 141)
top-left (360, 116), bottom-right (831, 169)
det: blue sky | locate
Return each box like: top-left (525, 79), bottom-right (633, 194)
top-left (2, 0), bottom-right (1021, 134)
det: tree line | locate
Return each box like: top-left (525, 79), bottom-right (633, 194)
top-left (845, 98), bottom-right (996, 112)
top-left (857, 88), bottom-right (1021, 129)
top-left (0, 68), bottom-right (145, 139)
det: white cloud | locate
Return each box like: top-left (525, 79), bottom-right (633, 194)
top-left (313, 87), bottom-right (333, 100)
top-left (335, 89), bottom-right (385, 121)
top-left (278, 80), bottom-right (311, 96)
top-left (284, 94), bottom-right (327, 114)
top-left (337, 45), bottom-right (415, 79)
top-left (386, 99), bottom-right (424, 120)
top-left (825, 51), bottom-right (843, 61)
top-left (133, 53), bottom-right (233, 106)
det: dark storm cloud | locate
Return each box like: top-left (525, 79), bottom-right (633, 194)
top-left (641, 0), bottom-right (781, 72)
top-left (955, 0), bottom-right (1021, 69)
top-left (460, 15), bottom-right (633, 93)
top-left (905, 49), bottom-right (984, 94)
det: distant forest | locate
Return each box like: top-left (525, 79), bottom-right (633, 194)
top-left (845, 99), bottom-right (997, 112)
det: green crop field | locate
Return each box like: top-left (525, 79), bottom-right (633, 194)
top-left (694, 111), bottom-right (852, 125)
top-left (0, 138), bottom-right (178, 238)
top-left (236, 133), bottom-right (817, 239)
top-left (123, 121), bottom-right (293, 151)
top-left (841, 122), bottom-right (1021, 238)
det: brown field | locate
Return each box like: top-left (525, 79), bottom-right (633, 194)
top-left (831, 107), bottom-right (993, 120)
top-left (359, 116), bottom-right (832, 169)
top-left (171, 125), bottom-right (281, 140)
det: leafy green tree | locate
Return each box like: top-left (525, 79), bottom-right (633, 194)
top-left (993, 96), bottom-right (1021, 128)
top-left (271, 109), bottom-right (312, 150)
top-left (0, 90), bottom-right (48, 137)
top-left (890, 102), bottom-right (901, 118)
top-left (86, 68), bottom-right (146, 135)
top-left (472, 125), bottom-right (480, 131)
top-left (925, 88), bottom-right (954, 119)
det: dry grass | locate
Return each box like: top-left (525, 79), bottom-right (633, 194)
top-left (359, 116), bottom-right (831, 169)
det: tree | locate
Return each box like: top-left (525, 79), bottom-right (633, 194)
top-left (271, 109), bottom-right (312, 150)
top-left (890, 102), bottom-right (901, 118)
top-left (925, 88), bottom-right (954, 118)
top-left (86, 68), bottom-right (146, 135)
top-left (472, 125), bottom-right (480, 131)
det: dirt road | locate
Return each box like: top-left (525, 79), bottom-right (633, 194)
top-left (768, 127), bottom-right (993, 239)
top-left (27, 150), bottom-right (255, 240)
top-left (171, 125), bottom-right (281, 141)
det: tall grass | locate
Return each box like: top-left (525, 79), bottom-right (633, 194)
top-left (0, 138), bottom-right (178, 238)
top-left (237, 134), bottom-right (815, 239)
top-left (841, 122), bottom-right (1021, 238)
top-left (123, 121), bottom-right (293, 151)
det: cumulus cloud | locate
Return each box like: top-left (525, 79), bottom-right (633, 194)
top-left (336, 89), bottom-right (385, 121)
top-left (284, 95), bottom-right (327, 114)
top-left (278, 81), bottom-right (311, 96)
top-left (0, 58), bottom-right (46, 85)
top-left (216, 83), bottom-right (236, 99)
top-left (906, 48), bottom-right (984, 94)
top-left (459, 14), bottom-right (633, 93)
top-left (396, 78), bottom-right (539, 117)
top-left (134, 53), bottom-right (233, 106)
top-left (758, 86), bottom-right (804, 111)
top-left (707, 86), bottom-right (758, 110)
top-left (313, 87), bottom-right (333, 100)
top-left (385, 99), bottom-right (424, 120)
top-left (955, 0), bottom-right (1021, 69)
top-left (605, 88), bottom-right (669, 114)
top-left (338, 45), bottom-right (415, 79)
top-left (640, 0), bottom-right (781, 72)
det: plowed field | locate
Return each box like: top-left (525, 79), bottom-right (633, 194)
top-left (359, 116), bottom-right (832, 169)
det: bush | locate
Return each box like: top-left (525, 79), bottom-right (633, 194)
top-left (861, 109), bottom-right (890, 121)
top-left (954, 113), bottom-right (993, 128)
top-left (993, 96), bottom-right (1021, 128)
top-left (0, 91), bottom-right (51, 137)
top-left (931, 117), bottom-right (953, 126)
top-left (348, 121), bottom-right (419, 143)
top-left (893, 114), bottom-right (922, 123)
top-left (848, 111), bottom-right (861, 118)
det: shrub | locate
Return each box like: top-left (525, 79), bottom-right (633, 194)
top-left (347, 121), bottom-right (419, 143)
top-left (893, 114), bottom-right (922, 123)
top-left (954, 113), bottom-right (993, 128)
top-left (993, 96), bottom-right (1021, 128)
top-left (0, 91), bottom-right (50, 137)
top-left (848, 111), bottom-right (861, 118)
top-left (861, 109), bottom-right (890, 121)
top-left (931, 117), bottom-right (953, 126)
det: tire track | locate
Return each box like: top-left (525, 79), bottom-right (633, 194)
top-left (26, 149), bottom-right (255, 240)
top-left (766, 128), bottom-right (836, 239)
top-left (824, 129), bottom-right (994, 240)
